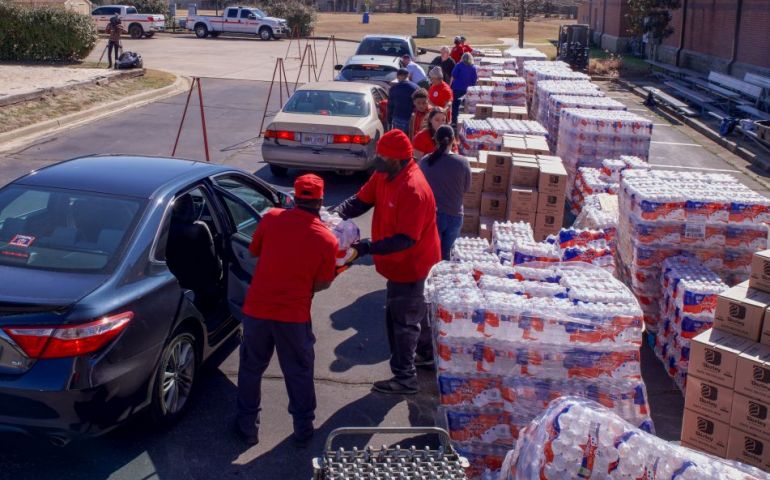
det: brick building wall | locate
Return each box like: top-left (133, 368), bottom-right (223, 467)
top-left (580, 0), bottom-right (770, 77)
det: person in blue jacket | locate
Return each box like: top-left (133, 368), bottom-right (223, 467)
top-left (449, 52), bottom-right (478, 126)
top-left (387, 68), bottom-right (418, 134)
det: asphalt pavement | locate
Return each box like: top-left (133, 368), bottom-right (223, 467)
top-left (0, 72), bottom-right (769, 479)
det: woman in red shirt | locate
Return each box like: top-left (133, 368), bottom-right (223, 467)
top-left (412, 107), bottom-right (458, 160)
top-left (427, 67), bottom-right (453, 121)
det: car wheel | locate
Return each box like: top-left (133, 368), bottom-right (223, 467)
top-left (150, 329), bottom-right (198, 426)
top-left (195, 23), bottom-right (209, 38)
top-left (259, 27), bottom-right (272, 41)
top-left (269, 164), bottom-right (288, 177)
top-left (129, 24), bottom-right (143, 39)
top-left (144, 31), bottom-right (155, 38)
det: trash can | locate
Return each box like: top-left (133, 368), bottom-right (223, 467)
top-left (362, 12), bottom-right (369, 24)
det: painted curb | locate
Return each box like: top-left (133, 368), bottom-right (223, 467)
top-left (0, 73), bottom-right (190, 154)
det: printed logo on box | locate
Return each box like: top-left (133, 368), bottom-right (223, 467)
top-left (705, 348), bottom-right (722, 366)
top-left (700, 383), bottom-right (718, 401)
top-left (745, 436), bottom-right (765, 456)
top-left (749, 401), bottom-right (768, 420)
top-left (697, 417), bottom-right (715, 435)
top-left (729, 303), bottom-right (747, 319)
top-left (753, 365), bottom-right (770, 384)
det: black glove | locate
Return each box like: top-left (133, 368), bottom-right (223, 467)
top-left (351, 239), bottom-right (372, 258)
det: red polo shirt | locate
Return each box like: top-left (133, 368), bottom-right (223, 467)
top-left (429, 81), bottom-right (453, 109)
top-left (357, 160), bottom-right (441, 283)
top-left (450, 45), bottom-right (464, 63)
top-left (243, 208), bottom-right (338, 323)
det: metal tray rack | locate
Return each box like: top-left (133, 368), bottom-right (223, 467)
top-left (311, 427), bottom-right (469, 479)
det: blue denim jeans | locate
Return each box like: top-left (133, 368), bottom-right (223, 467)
top-left (451, 88), bottom-right (467, 125)
top-left (436, 211), bottom-right (463, 260)
top-left (391, 117), bottom-right (410, 134)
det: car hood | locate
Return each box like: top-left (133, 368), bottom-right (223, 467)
top-left (346, 55), bottom-right (401, 66)
top-left (0, 265), bottom-right (108, 310)
top-left (269, 112), bottom-right (371, 131)
top-left (263, 16), bottom-right (285, 24)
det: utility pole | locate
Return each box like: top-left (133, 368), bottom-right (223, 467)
top-left (518, 0), bottom-right (525, 48)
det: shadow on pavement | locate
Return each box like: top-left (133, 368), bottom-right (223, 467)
top-left (328, 289), bottom-right (388, 373)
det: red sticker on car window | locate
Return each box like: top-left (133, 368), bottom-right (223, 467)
top-left (9, 234), bottom-right (35, 248)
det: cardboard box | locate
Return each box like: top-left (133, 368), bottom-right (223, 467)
top-left (690, 328), bottom-right (754, 388)
top-left (483, 169), bottom-right (510, 193)
top-left (731, 393), bottom-right (770, 442)
top-left (735, 343), bottom-right (770, 401)
top-left (469, 168), bottom-right (485, 194)
top-left (536, 191), bottom-right (565, 215)
top-left (727, 428), bottom-right (770, 471)
top-left (485, 152), bottom-right (512, 176)
top-left (480, 192), bottom-right (507, 219)
top-left (508, 187), bottom-right (538, 212)
top-left (475, 104), bottom-right (493, 119)
top-left (535, 211), bottom-right (562, 231)
top-left (461, 209), bottom-right (480, 234)
top-left (510, 159), bottom-right (540, 188)
top-left (463, 190), bottom-right (482, 210)
top-left (751, 250), bottom-right (770, 293)
top-left (469, 153), bottom-right (487, 170)
top-left (508, 210), bottom-right (537, 224)
top-left (525, 135), bottom-right (551, 156)
top-left (479, 216), bottom-right (494, 241)
top-left (714, 282), bottom-right (770, 341)
top-left (684, 375), bottom-right (734, 423)
top-left (537, 155), bottom-right (562, 165)
top-left (538, 161), bottom-right (568, 196)
top-left (681, 409), bottom-right (730, 457)
top-left (492, 105), bottom-right (510, 119)
top-left (503, 135), bottom-right (530, 155)
top-left (509, 106), bottom-right (528, 120)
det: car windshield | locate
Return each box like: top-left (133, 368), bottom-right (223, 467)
top-left (355, 38), bottom-right (411, 57)
top-left (283, 90), bottom-right (369, 117)
top-left (340, 64), bottom-right (397, 82)
top-left (126, 7), bottom-right (137, 14)
top-left (250, 8), bottom-right (265, 18)
top-left (0, 186), bottom-right (144, 273)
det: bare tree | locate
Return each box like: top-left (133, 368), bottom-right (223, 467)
top-left (515, 0), bottom-right (581, 48)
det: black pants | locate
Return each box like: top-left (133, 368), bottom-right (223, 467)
top-left (236, 317), bottom-right (316, 437)
top-left (107, 40), bottom-right (120, 66)
top-left (385, 279), bottom-right (433, 389)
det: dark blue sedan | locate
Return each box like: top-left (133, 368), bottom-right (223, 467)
top-left (0, 155), bottom-right (293, 445)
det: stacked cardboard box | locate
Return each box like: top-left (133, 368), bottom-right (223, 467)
top-left (471, 105), bottom-right (530, 121)
top-left (461, 152), bottom-right (567, 241)
top-left (681, 249), bottom-right (770, 472)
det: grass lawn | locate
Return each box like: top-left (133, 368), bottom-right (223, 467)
top-left (0, 69), bottom-right (175, 134)
top-left (313, 13), bottom-right (569, 58)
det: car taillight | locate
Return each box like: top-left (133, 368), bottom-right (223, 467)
top-left (4, 312), bottom-right (133, 359)
top-left (332, 134), bottom-right (370, 145)
top-left (265, 130), bottom-right (296, 141)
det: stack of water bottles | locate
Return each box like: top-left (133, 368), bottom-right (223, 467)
top-left (532, 81), bottom-right (603, 127)
top-left (617, 169), bottom-right (770, 331)
top-left (320, 208), bottom-right (360, 266)
top-left (544, 94), bottom-right (626, 148)
top-left (569, 156), bottom-right (649, 215)
top-left (654, 256), bottom-right (729, 393)
top-left (476, 57), bottom-right (517, 78)
top-left (503, 48), bottom-right (548, 75)
top-left (557, 109), bottom-right (653, 193)
top-left (463, 79), bottom-right (527, 115)
top-left (458, 118), bottom-right (546, 157)
top-left (521, 60), bottom-right (572, 107)
top-left (544, 229), bottom-right (616, 274)
top-left (500, 396), bottom-right (770, 480)
top-left (429, 233), bottom-right (652, 479)
top-left (573, 193), bottom-right (619, 234)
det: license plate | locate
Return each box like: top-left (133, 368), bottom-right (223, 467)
top-left (301, 133), bottom-right (327, 146)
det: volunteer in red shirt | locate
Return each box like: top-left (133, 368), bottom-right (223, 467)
top-left (413, 107), bottom-right (459, 159)
top-left (236, 174), bottom-right (338, 447)
top-left (450, 36), bottom-right (465, 63)
top-left (332, 130), bottom-right (441, 395)
top-left (428, 66), bottom-right (453, 120)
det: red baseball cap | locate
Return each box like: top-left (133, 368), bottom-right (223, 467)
top-left (377, 129), bottom-right (413, 160)
top-left (294, 174), bottom-right (324, 200)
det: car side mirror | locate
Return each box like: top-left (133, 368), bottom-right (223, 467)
top-left (275, 190), bottom-right (295, 209)
top-left (334, 64), bottom-right (343, 71)
top-left (418, 48), bottom-right (427, 55)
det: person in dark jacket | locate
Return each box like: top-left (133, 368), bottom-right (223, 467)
top-left (449, 52), bottom-right (478, 125)
top-left (429, 46), bottom-right (456, 83)
top-left (418, 125), bottom-right (471, 260)
top-left (387, 68), bottom-right (418, 134)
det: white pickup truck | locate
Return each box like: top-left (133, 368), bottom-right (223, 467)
top-left (186, 6), bottom-right (288, 40)
top-left (91, 5), bottom-right (165, 39)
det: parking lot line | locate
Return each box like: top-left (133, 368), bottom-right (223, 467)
top-left (649, 163), bottom-right (739, 173)
top-left (650, 140), bottom-right (703, 147)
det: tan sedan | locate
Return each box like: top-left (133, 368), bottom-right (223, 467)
top-left (261, 81), bottom-right (388, 176)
